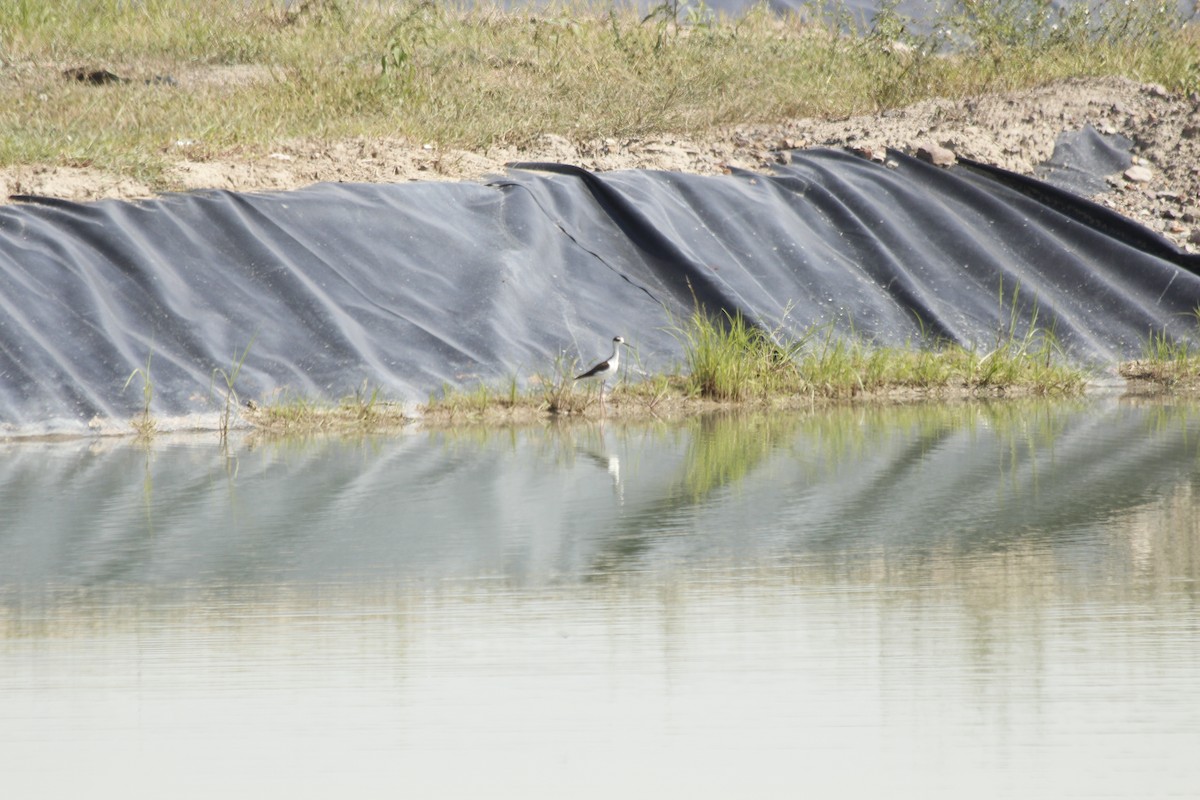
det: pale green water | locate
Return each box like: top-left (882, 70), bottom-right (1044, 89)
top-left (2, 397), bottom-right (1199, 798)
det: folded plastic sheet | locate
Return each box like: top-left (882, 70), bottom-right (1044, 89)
top-left (2, 148), bottom-right (1199, 435)
top-left (1034, 124), bottom-right (1135, 197)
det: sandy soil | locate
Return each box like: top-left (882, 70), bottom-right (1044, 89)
top-left (3, 75), bottom-right (1198, 250)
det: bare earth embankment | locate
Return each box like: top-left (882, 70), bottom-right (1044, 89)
top-left (2, 74), bottom-right (1198, 251)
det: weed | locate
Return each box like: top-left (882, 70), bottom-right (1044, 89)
top-left (426, 380), bottom-right (495, 418)
top-left (1145, 327), bottom-right (1193, 363)
top-left (122, 350), bottom-right (156, 437)
top-left (1118, 308), bottom-right (1200, 387)
top-left (538, 351), bottom-right (590, 415)
top-left (618, 373), bottom-right (680, 413)
top-left (672, 305), bottom-right (802, 401)
top-left (211, 333), bottom-right (257, 443)
top-left (423, 352), bottom-right (590, 420)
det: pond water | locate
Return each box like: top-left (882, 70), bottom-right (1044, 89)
top-left (2, 397), bottom-right (1199, 798)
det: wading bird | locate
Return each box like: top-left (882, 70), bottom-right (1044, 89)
top-left (575, 336), bottom-right (625, 414)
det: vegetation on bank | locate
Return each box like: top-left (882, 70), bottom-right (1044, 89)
top-left (2, 0), bottom-right (1197, 187)
top-left (227, 289), bottom-right (1089, 433)
top-left (1119, 313), bottom-right (1200, 390)
top-left (244, 300), bottom-right (1200, 434)
top-left (673, 295), bottom-right (1084, 401)
top-left (416, 300), bottom-right (1087, 426)
top-left (119, 302), bottom-right (1200, 437)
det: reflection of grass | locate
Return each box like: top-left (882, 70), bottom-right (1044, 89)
top-left (586, 396), bottom-right (1084, 576)
top-left (681, 397), bottom-right (1082, 503)
top-left (797, 397), bottom-right (1078, 463)
top-left (682, 412), bottom-right (799, 502)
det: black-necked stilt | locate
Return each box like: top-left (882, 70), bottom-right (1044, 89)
top-left (575, 336), bottom-right (625, 413)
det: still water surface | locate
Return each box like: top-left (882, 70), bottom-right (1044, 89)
top-left (2, 398), bottom-right (1199, 798)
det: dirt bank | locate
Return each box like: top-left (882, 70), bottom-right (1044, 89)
top-left (3, 75), bottom-right (1198, 250)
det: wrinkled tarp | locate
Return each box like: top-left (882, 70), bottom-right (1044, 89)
top-left (2, 147), bottom-right (1200, 435)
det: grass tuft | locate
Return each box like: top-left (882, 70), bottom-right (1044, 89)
top-left (211, 333), bottom-right (257, 442)
top-left (674, 287), bottom-right (1085, 403)
top-left (673, 306), bottom-right (803, 401)
top-left (122, 349), bottom-right (157, 437)
top-left (1119, 308), bottom-right (1200, 388)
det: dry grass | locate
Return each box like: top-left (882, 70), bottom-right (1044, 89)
top-left (242, 390), bottom-right (411, 434)
top-left (2, 0), bottom-right (1196, 187)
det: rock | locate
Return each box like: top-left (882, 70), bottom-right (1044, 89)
top-left (1191, 230), bottom-right (1200, 246)
top-left (915, 143), bottom-right (956, 167)
top-left (1124, 164), bottom-right (1153, 183)
top-left (850, 146), bottom-right (886, 163)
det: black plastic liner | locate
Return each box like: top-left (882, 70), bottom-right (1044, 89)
top-left (2, 147), bottom-right (1199, 435)
top-left (1034, 124), bottom-right (1135, 197)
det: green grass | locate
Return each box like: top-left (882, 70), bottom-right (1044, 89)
top-left (674, 296), bottom-right (1086, 403)
top-left (211, 334), bottom-right (257, 442)
top-left (121, 349), bottom-right (157, 437)
top-left (1119, 308), bottom-right (1200, 388)
top-left (1, 0), bottom-right (1196, 187)
top-left (673, 305), bottom-right (805, 401)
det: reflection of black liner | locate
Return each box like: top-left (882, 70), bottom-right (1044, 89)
top-left (2, 401), bottom-right (1198, 590)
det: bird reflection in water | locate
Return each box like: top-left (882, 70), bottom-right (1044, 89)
top-left (580, 421), bottom-right (623, 505)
